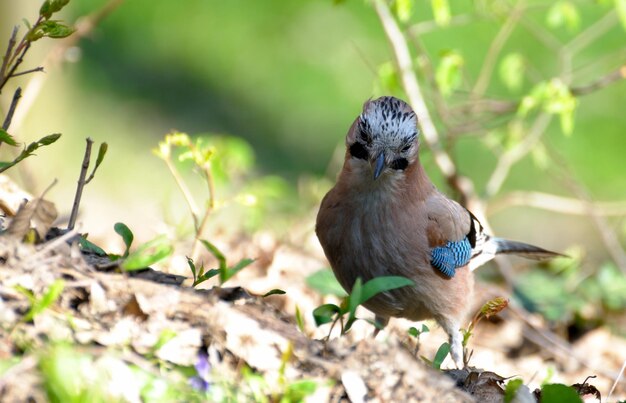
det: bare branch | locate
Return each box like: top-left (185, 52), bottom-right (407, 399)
top-left (68, 138), bottom-right (94, 231)
top-left (373, 0), bottom-right (460, 185)
top-left (571, 65), bottom-right (626, 96)
top-left (486, 113), bottom-right (552, 197)
top-left (490, 191), bottom-right (626, 216)
top-left (10, 66), bottom-right (45, 78)
top-left (471, 1), bottom-right (525, 101)
top-left (549, 152), bottom-right (626, 274)
top-left (2, 87), bottom-right (22, 131)
top-left (0, 27), bottom-right (18, 85)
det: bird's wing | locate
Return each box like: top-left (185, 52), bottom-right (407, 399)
top-left (424, 194), bottom-right (477, 278)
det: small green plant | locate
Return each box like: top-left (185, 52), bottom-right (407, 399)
top-left (1, 0), bottom-right (76, 172)
top-left (408, 323), bottom-right (429, 355)
top-left (14, 279), bottom-right (65, 323)
top-left (312, 276), bottom-right (414, 339)
top-left (187, 239), bottom-right (254, 287)
top-left (102, 222), bottom-right (174, 271)
top-left (460, 296), bottom-right (510, 367)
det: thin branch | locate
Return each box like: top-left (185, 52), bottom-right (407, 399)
top-left (2, 87), bottom-right (22, 131)
top-left (607, 358), bottom-right (626, 403)
top-left (10, 66), bottom-right (45, 78)
top-left (549, 151), bottom-right (626, 274)
top-left (489, 191), bottom-right (626, 216)
top-left (68, 138), bottom-right (94, 231)
top-left (0, 27), bottom-right (18, 84)
top-left (563, 11), bottom-right (618, 56)
top-left (471, 0), bottom-right (525, 101)
top-left (485, 112), bottom-right (552, 197)
top-left (571, 65), bottom-right (626, 96)
top-left (373, 0), bottom-right (461, 188)
top-left (163, 156), bottom-right (200, 224)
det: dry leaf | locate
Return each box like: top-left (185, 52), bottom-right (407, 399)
top-left (7, 198), bottom-right (57, 240)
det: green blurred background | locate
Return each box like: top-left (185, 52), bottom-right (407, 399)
top-left (1, 0), bottom-right (625, 260)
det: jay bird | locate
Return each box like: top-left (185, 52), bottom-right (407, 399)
top-left (316, 96), bottom-right (560, 367)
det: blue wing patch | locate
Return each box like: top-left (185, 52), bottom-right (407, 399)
top-left (430, 237), bottom-right (472, 278)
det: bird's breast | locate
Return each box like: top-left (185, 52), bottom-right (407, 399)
top-left (316, 185), bottom-right (434, 318)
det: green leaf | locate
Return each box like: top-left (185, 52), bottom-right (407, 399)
top-left (305, 269), bottom-right (347, 297)
top-left (504, 379), bottom-right (524, 403)
top-left (39, 133), bottom-right (62, 145)
top-left (220, 257), bottom-right (254, 285)
top-left (262, 289), bottom-right (286, 297)
top-left (186, 256), bottom-right (198, 282)
top-left (40, 0), bottom-right (71, 19)
top-left (122, 235), bottom-right (173, 271)
top-left (617, 0), bottom-right (626, 31)
top-left (113, 222), bottom-right (134, 257)
top-left (283, 379), bottom-right (318, 401)
top-left (431, 0), bottom-right (451, 26)
top-left (78, 236), bottom-right (107, 256)
top-left (312, 303), bottom-right (340, 326)
top-left (394, 0), bottom-right (413, 23)
top-left (499, 53), bottom-right (525, 92)
top-left (346, 277), bottom-right (363, 331)
top-left (432, 342), bottom-right (450, 370)
top-left (295, 305), bottom-right (306, 332)
top-left (540, 384), bottom-right (583, 403)
top-left (200, 239), bottom-right (227, 269)
top-left (24, 279), bottom-right (65, 322)
top-left (436, 50), bottom-right (464, 97)
top-left (0, 129), bottom-right (18, 147)
top-left (93, 143), bottom-right (109, 173)
top-left (359, 276), bottom-right (414, 306)
top-left (28, 21), bottom-right (75, 41)
top-left (546, 1), bottom-right (580, 32)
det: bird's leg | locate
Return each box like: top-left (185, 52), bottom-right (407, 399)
top-left (438, 317), bottom-right (464, 368)
top-left (372, 315), bottom-right (389, 338)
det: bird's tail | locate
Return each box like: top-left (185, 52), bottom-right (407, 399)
top-left (492, 237), bottom-right (564, 260)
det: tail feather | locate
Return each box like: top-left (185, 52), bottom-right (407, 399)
top-left (492, 237), bottom-right (565, 260)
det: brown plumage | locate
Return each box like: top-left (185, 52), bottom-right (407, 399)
top-left (316, 96), bottom-right (560, 367)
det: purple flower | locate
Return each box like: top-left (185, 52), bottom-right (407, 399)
top-left (189, 352), bottom-right (211, 392)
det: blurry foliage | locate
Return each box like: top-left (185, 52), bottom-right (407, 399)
top-left (514, 248), bottom-right (626, 327)
top-left (14, 279), bottom-right (65, 323)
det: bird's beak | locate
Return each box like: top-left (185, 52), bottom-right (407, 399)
top-left (373, 152), bottom-right (385, 180)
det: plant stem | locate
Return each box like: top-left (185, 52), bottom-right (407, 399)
top-left (68, 138), bottom-right (93, 230)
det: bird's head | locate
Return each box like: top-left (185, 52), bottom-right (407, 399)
top-left (346, 96), bottom-right (419, 180)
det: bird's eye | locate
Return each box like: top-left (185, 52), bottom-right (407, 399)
top-left (401, 144), bottom-right (411, 152)
top-left (349, 142), bottom-right (369, 160)
top-left (390, 158), bottom-right (408, 170)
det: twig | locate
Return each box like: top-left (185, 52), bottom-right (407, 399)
top-left (8, 0), bottom-right (125, 139)
top-left (490, 191), bottom-right (626, 216)
top-left (470, 0), bottom-right (525, 101)
top-left (607, 358), bottom-right (626, 403)
top-left (68, 138), bottom-right (94, 230)
top-left (549, 151), bottom-right (626, 274)
top-left (373, 0), bottom-right (468, 195)
top-left (571, 65), bottom-right (626, 96)
top-left (10, 66), bottom-right (45, 78)
top-left (163, 155), bottom-right (200, 225)
top-left (0, 27), bottom-right (18, 85)
top-left (2, 87), bottom-right (22, 131)
top-left (190, 154), bottom-right (217, 262)
top-left (485, 112), bottom-right (552, 197)
top-left (563, 11), bottom-right (618, 57)
top-left (510, 305), bottom-right (622, 381)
